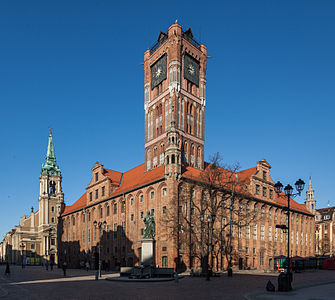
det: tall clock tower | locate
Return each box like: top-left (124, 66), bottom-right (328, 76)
top-left (144, 23), bottom-right (207, 173)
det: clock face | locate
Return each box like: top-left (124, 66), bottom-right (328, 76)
top-left (151, 54), bottom-right (167, 89)
top-left (184, 54), bottom-right (200, 86)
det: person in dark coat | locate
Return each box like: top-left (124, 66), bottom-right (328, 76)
top-left (62, 261), bottom-right (67, 277)
top-left (4, 262), bottom-right (10, 276)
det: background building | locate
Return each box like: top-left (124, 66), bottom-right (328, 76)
top-left (1, 131), bottom-right (64, 265)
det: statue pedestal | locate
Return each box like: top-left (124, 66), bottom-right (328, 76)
top-left (141, 238), bottom-right (155, 266)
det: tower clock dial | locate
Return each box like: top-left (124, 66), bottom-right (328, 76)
top-left (184, 53), bottom-right (200, 86)
top-left (151, 54), bottom-right (167, 89)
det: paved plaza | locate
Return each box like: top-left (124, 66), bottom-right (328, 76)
top-left (0, 265), bottom-right (334, 299)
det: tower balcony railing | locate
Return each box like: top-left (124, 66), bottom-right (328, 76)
top-left (150, 33), bottom-right (201, 54)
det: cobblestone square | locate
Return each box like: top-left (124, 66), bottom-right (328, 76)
top-left (0, 266), bottom-right (334, 300)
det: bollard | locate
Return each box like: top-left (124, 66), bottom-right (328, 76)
top-left (95, 271), bottom-right (99, 280)
top-left (227, 267), bottom-right (233, 277)
top-left (174, 272), bottom-right (179, 283)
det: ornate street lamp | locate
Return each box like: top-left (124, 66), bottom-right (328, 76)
top-left (93, 220), bottom-right (107, 278)
top-left (274, 178), bottom-right (305, 291)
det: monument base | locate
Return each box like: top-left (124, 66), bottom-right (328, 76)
top-left (141, 238), bottom-right (155, 266)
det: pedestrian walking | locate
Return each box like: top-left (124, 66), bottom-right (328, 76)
top-left (62, 261), bottom-right (67, 277)
top-left (4, 262), bottom-right (10, 277)
top-left (45, 260), bottom-right (49, 271)
top-left (50, 261), bottom-right (54, 271)
top-left (85, 261), bottom-right (90, 272)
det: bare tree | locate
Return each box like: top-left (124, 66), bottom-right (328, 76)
top-left (162, 153), bottom-right (258, 273)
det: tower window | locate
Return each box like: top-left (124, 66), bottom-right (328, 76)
top-left (171, 154), bottom-right (175, 163)
top-left (51, 206), bottom-right (55, 213)
top-left (102, 186), bottom-right (105, 197)
top-left (49, 181), bottom-right (56, 196)
top-left (89, 192), bottom-right (92, 201)
top-left (95, 172), bottom-right (98, 181)
top-left (51, 217), bottom-right (55, 223)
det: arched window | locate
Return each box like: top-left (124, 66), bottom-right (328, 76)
top-left (49, 181), bottom-right (56, 196)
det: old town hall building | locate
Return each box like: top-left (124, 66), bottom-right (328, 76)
top-left (1, 24), bottom-right (315, 271)
top-left (59, 23), bottom-right (315, 271)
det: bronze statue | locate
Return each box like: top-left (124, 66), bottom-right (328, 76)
top-left (143, 211), bottom-right (155, 238)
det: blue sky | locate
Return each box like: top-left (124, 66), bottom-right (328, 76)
top-left (1, 0), bottom-right (334, 238)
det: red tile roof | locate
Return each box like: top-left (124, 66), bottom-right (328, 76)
top-left (62, 164), bottom-right (164, 216)
top-left (62, 162), bottom-right (311, 216)
top-left (276, 192), bottom-right (311, 214)
top-left (62, 193), bottom-right (87, 215)
top-left (111, 164), bottom-right (164, 196)
top-left (237, 167), bottom-right (257, 183)
top-left (104, 168), bottom-right (122, 185)
top-left (183, 164), bottom-right (311, 215)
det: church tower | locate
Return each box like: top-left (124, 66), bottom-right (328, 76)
top-left (38, 129), bottom-right (64, 262)
top-left (305, 177), bottom-right (316, 214)
top-left (144, 23), bottom-right (207, 173)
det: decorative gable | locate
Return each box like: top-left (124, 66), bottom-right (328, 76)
top-left (250, 159), bottom-right (275, 201)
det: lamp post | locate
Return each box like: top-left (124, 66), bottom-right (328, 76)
top-left (20, 242), bottom-right (25, 268)
top-left (206, 215), bottom-right (210, 280)
top-left (93, 220), bottom-right (107, 278)
top-left (274, 178), bottom-right (305, 291)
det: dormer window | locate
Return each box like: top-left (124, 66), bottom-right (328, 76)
top-left (89, 192), bottom-right (92, 201)
top-left (269, 189), bottom-right (273, 200)
top-left (263, 171), bottom-right (267, 181)
top-left (95, 189), bottom-right (98, 199)
top-left (255, 185), bottom-right (260, 195)
top-left (95, 172), bottom-right (98, 181)
top-left (102, 186), bottom-right (105, 197)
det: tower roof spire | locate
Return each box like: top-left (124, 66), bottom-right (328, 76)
top-left (41, 128), bottom-right (61, 176)
top-left (308, 176), bottom-right (313, 190)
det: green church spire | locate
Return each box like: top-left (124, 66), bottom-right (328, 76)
top-left (41, 128), bottom-right (61, 176)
